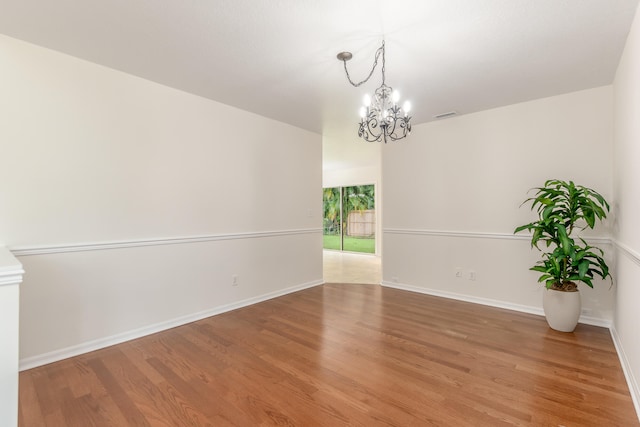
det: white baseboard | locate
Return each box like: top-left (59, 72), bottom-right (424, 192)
top-left (610, 325), bottom-right (640, 422)
top-left (380, 280), bottom-right (611, 328)
top-left (19, 279), bottom-right (323, 371)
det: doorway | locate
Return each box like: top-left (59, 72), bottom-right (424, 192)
top-left (322, 184), bottom-right (375, 254)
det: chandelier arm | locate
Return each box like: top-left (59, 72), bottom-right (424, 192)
top-left (359, 115), bottom-right (383, 142)
top-left (341, 42), bottom-right (385, 87)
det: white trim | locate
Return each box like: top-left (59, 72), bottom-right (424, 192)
top-left (380, 280), bottom-right (611, 328)
top-left (383, 228), bottom-right (610, 244)
top-left (610, 325), bottom-right (640, 422)
top-left (19, 279), bottom-right (323, 371)
top-left (0, 272), bottom-right (24, 287)
top-left (10, 228), bottom-right (322, 257)
top-left (614, 239), bottom-right (640, 267)
top-left (384, 228), bottom-right (528, 240)
top-left (0, 248), bottom-right (24, 287)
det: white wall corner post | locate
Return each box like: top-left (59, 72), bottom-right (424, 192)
top-left (0, 247), bottom-right (24, 427)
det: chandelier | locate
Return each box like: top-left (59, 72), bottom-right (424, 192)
top-left (337, 41), bottom-right (411, 143)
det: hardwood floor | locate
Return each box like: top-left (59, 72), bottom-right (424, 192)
top-left (19, 284), bottom-right (638, 426)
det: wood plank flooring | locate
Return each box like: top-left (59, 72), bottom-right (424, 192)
top-left (19, 284), bottom-right (639, 426)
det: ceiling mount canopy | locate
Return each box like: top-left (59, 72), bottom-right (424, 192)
top-left (337, 40), bottom-right (411, 143)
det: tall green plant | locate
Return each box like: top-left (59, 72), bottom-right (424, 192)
top-left (514, 179), bottom-right (612, 291)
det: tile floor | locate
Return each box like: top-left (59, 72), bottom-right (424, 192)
top-left (323, 250), bottom-right (381, 284)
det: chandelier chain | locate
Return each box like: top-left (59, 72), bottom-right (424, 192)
top-left (342, 41), bottom-right (386, 87)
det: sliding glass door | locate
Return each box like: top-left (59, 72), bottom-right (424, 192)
top-left (323, 184), bottom-right (375, 254)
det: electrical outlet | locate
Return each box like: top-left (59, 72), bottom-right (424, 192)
top-left (232, 275), bottom-right (239, 286)
top-left (455, 267), bottom-right (463, 278)
top-left (468, 271), bottom-right (476, 281)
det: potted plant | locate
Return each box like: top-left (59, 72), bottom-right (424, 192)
top-left (514, 179), bottom-right (612, 332)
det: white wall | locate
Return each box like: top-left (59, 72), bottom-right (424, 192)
top-left (0, 35), bottom-right (323, 367)
top-left (382, 86), bottom-right (614, 323)
top-left (613, 2), bottom-right (640, 415)
top-left (323, 165), bottom-right (380, 189)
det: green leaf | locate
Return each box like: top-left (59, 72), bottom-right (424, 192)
top-left (578, 260), bottom-right (589, 279)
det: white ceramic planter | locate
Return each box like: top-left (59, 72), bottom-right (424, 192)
top-left (542, 288), bottom-right (581, 332)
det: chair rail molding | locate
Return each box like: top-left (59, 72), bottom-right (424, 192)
top-left (614, 239), bottom-right (640, 267)
top-left (383, 227), bottom-right (610, 244)
top-left (10, 228), bottom-right (322, 257)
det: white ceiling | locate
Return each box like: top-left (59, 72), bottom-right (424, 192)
top-left (1, 0), bottom-right (638, 166)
